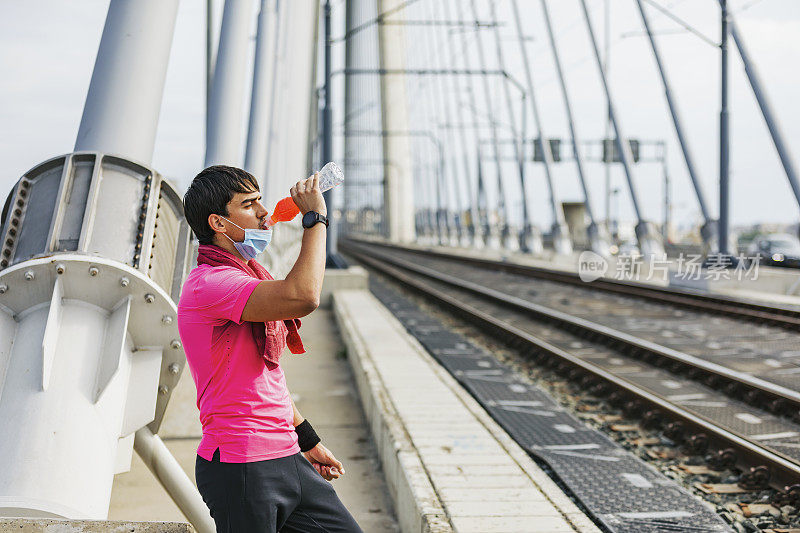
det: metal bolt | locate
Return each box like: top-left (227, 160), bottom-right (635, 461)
top-left (158, 385), bottom-right (169, 395)
top-left (88, 266), bottom-right (99, 277)
top-left (55, 263), bottom-right (65, 275)
top-left (168, 363), bottom-right (181, 375)
top-left (144, 293), bottom-right (155, 304)
top-left (0, 284), bottom-right (7, 294)
top-left (24, 270), bottom-right (34, 281)
top-left (120, 276), bottom-right (130, 287)
top-left (170, 339), bottom-right (182, 350)
top-left (161, 315), bottom-right (173, 325)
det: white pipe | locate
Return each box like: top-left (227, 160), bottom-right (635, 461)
top-left (134, 427), bottom-right (215, 533)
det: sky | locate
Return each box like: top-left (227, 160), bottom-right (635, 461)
top-left (0, 0), bottom-right (798, 230)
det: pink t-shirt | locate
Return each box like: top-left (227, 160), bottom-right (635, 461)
top-left (177, 263), bottom-right (300, 463)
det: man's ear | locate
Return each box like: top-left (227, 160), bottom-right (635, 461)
top-left (208, 213), bottom-right (225, 233)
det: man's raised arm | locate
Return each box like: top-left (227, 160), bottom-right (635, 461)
top-left (241, 173), bottom-right (327, 322)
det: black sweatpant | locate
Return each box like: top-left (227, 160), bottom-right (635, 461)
top-left (196, 450), bottom-right (363, 533)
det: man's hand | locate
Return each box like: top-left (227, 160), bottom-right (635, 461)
top-left (290, 172), bottom-right (327, 216)
top-left (303, 443), bottom-right (344, 481)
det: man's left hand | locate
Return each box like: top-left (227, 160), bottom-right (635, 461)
top-left (303, 443), bottom-right (345, 481)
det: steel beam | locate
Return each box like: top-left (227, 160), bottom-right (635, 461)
top-left (442, 0), bottom-right (481, 247)
top-left (469, 0), bottom-right (509, 250)
top-left (487, 0), bottom-right (542, 254)
top-left (322, 0), bottom-right (340, 260)
top-left (205, 0), bottom-right (254, 166)
top-left (453, 1), bottom-right (497, 248)
top-left (541, 1), bottom-right (609, 256)
top-left (425, 0), bottom-right (461, 247)
top-left (245, 0), bottom-right (279, 180)
top-left (207, 0), bottom-right (214, 120)
top-left (74, 0), bottom-right (180, 166)
top-left (725, 5), bottom-right (800, 219)
top-left (579, 0), bottom-right (663, 257)
top-left (635, 0), bottom-right (716, 252)
top-left (719, 0), bottom-right (730, 255)
top-left (510, 0), bottom-right (570, 255)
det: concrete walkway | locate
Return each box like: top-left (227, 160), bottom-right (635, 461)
top-left (335, 289), bottom-right (600, 533)
top-left (107, 305), bottom-right (398, 532)
top-left (281, 305), bottom-right (399, 532)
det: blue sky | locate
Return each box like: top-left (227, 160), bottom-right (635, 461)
top-left (0, 0), bottom-right (798, 229)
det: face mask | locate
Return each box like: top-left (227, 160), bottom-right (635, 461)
top-left (221, 217), bottom-right (272, 261)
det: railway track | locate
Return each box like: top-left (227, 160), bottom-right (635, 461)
top-left (352, 238), bottom-right (800, 330)
top-left (342, 239), bottom-right (800, 502)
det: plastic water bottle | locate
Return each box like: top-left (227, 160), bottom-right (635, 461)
top-left (317, 161), bottom-right (344, 192)
top-left (264, 162), bottom-right (344, 228)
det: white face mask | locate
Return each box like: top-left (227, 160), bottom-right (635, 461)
top-left (221, 217), bottom-right (272, 261)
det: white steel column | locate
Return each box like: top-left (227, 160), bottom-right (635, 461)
top-left (0, 0), bottom-right (201, 526)
top-left (260, 0), bottom-right (321, 275)
top-left (74, 0), bottom-right (179, 166)
top-left (378, 0), bottom-right (415, 244)
top-left (244, 0), bottom-right (279, 180)
top-left (205, 0), bottom-right (256, 166)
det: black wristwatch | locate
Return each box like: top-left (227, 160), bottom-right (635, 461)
top-left (302, 211), bottom-right (329, 229)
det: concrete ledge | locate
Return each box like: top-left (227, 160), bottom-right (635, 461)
top-left (320, 266), bottom-right (368, 308)
top-left (334, 289), bottom-right (599, 533)
top-left (0, 519), bottom-right (195, 532)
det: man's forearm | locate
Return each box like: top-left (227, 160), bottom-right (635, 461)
top-left (285, 224), bottom-right (327, 303)
top-left (290, 396), bottom-right (305, 427)
top-left (291, 396), bottom-right (322, 454)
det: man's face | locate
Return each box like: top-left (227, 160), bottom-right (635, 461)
top-left (215, 189), bottom-right (269, 241)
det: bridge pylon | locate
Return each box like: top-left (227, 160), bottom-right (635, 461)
top-left (0, 2), bottom-right (212, 530)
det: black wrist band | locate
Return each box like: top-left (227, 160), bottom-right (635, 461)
top-left (295, 420), bottom-right (321, 452)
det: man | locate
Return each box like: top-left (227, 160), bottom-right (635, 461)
top-left (178, 165), bottom-right (362, 532)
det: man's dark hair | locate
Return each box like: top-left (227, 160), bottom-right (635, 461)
top-left (183, 165), bottom-right (260, 245)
